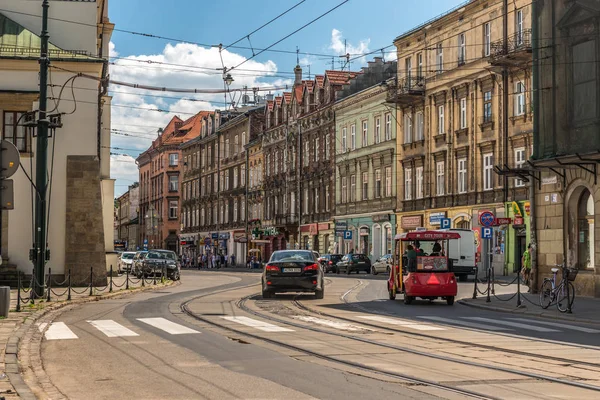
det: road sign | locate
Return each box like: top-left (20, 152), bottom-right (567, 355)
top-left (440, 218), bottom-right (451, 229)
top-left (343, 230), bottom-right (353, 240)
top-left (335, 222), bottom-right (348, 233)
top-left (481, 227), bottom-right (493, 239)
top-left (479, 211), bottom-right (495, 227)
top-left (0, 140), bottom-right (20, 179)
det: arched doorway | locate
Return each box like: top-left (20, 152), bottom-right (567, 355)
top-left (383, 224), bottom-right (393, 255)
top-left (372, 224), bottom-right (381, 260)
top-left (567, 185), bottom-right (595, 269)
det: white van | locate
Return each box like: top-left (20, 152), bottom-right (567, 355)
top-left (435, 228), bottom-right (477, 281)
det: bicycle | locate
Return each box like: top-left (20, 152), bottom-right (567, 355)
top-left (539, 264), bottom-right (576, 313)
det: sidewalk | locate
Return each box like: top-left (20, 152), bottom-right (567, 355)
top-left (0, 274), bottom-right (176, 399)
top-left (459, 287), bottom-right (600, 325)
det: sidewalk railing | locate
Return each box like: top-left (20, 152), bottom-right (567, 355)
top-left (14, 264), bottom-right (171, 312)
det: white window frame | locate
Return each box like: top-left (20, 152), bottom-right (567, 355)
top-left (404, 113), bottom-right (412, 144)
top-left (351, 123), bottom-right (356, 150)
top-left (515, 148), bottom-right (526, 187)
top-left (374, 117), bottom-right (381, 144)
top-left (375, 169), bottom-right (382, 198)
top-left (436, 43), bottom-right (443, 74)
top-left (351, 174), bottom-right (356, 202)
top-left (385, 113), bottom-right (392, 141)
top-left (405, 167), bottom-right (412, 200)
top-left (438, 105), bottom-right (445, 134)
top-left (460, 97), bottom-right (467, 129)
top-left (436, 161), bottom-right (445, 196)
top-left (458, 158), bottom-right (467, 194)
top-left (362, 172), bottom-right (368, 201)
top-left (416, 166), bottom-right (423, 199)
top-left (385, 166), bottom-right (392, 197)
top-left (341, 177), bottom-right (348, 203)
top-left (233, 168), bottom-right (238, 188)
top-left (515, 81), bottom-right (526, 116)
top-left (516, 9), bottom-right (523, 46)
top-left (415, 111), bottom-right (424, 141)
top-left (342, 127), bottom-right (347, 152)
top-left (241, 164), bottom-right (246, 186)
top-left (362, 120), bottom-right (368, 146)
top-left (483, 153), bottom-right (494, 191)
top-left (169, 200), bottom-right (178, 219)
top-left (484, 22), bottom-right (491, 56)
top-left (233, 199), bottom-right (238, 222)
top-left (458, 33), bottom-right (466, 64)
top-left (417, 53), bottom-right (423, 76)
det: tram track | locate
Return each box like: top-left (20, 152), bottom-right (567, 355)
top-left (234, 293), bottom-right (600, 395)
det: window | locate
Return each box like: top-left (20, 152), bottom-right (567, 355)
top-left (213, 173), bottom-right (218, 193)
top-left (403, 113), bottom-right (412, 144)
top-left (207, 147), bottom-right (212, 167)
top-left (385, 167), bottom-right (392, 197)
top-left (375, 117), bottom-right (381, 144)
top-left (515, 82), bottom-right (526, 116)
top-left (233, 168), bottom-right (238, 188)
top-left (225, 139), bottom-right (230, 158)
top-left (242, 132), bottom-right (246, 148)
top-left (458, 33), bottom-right (466, 64)
top-left (417, 53), bottom-right (423, 77)
top-left (169, 175), bottom-right (178, 192)
top-left (220, 204), bottom-right (224, 223)
top-left (169, 153), bottom-right (178, 166)
top-left (274, 151), bottom-right (279, 174)
top-left (325, 134), bottom-right (330, 159)
top-left (169, 201), bottom-right (178, 219)
top-left (484, 22), bottom-right (491, 56)
top-left (438, 105), bottom-right (445, 134)
top-left (415, 112), bottom-right (424, 141)
top-left (201, 149), bottom-right (206, 167)
top-left (201, 208), bottom-right (205, 226)
top-left (233, 199), bottom-right (238, 222)
top-left (224, 202), bottom-right (229, 223)
top-left (241, 199), bottom-right (245, 220)
top-left (213, 204), bottom-right (217, 223)
top-left (375, 169), bottom-right (381, 198)
top-left (234, 135), bottom-right (239, 154)
top-left (362, 120), bottom-right (368, 146)
top-left (460, 98), bottom-right (467, 129)
top-left (325, 185), bottom-right (330, 211)
top-left (241, 164), bottom-right (246, 186)
top-left (436, 161), bottom-right (445, 196)
top-left (458, 158), bottom-right (467, 194)
top-left (304, 189), bottom-right (309, 214)
top-left (314, 188), bottom-right (320, 212)
top-left (516, 9), bottom-right (523, 46)
top-left (342, 127), bottom-right (347, 152)
top-left (341, 177), bottom-right (348, 203)
top-left (314, 137), bottom-right (319, 161)
top-left (350, 174), bottom-right (356, 202)
top-left (515, 148), bottom-right (526, 187)
top-left (351, 123), bottom-right (356, 150)
top-left (416, 166), bottom-right (423, 199)
top-left (266, 154), bottom-right (270, 176)
top-left (404, 168), bottom-right (412, 200)
top-left (405, 57), bottom-right (412, 80)
top-left (362, 172), bottom-right (368, 200)
top-left (484, 91), bottom-right (493, 122)
top-left (572, 40), bottom-right (597, 121)
top-left (304, 141), bottom-right (309, 166)
top-left (483, 153), bottom-right (494, 191)
top-left (385, 113), bottom-right (392, 141)
top-left (436, 43), bottom-right (443, 74)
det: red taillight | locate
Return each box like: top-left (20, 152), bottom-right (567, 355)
top-left (304, 263), bottom-right (319, 271)
top-left (328, 261), bottom-right (333, 265)
top-left (265, 265), bottom-right (280, 272)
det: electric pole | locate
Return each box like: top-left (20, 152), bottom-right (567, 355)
top-left (34, 0), bottom-right (51, 297)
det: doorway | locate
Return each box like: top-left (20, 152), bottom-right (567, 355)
top-left (313, 236), bottom-right (320, 253)
top-left (515, 233), bottom-right (526, 273)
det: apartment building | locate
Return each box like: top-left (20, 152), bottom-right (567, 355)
top-left (390, 0), bottom-right (533, 276)
top-left (334, 58), bottom-right (398, 259)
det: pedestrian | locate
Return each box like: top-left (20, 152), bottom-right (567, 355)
top-left (220, 253), bottom-right (225, 268)
top-left (405, 244), bottom-right (417, 272)
top-left (211, 253), bottom-right (216, 269)
top-left (230, 254), bottom-right (236, 268)
top-left (521, 244), bottom-right (532, 287)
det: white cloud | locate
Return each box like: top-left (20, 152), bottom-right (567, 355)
top-left (329, 29), bottom-right (370, 61)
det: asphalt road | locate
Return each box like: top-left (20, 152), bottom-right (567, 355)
top-left (36, 270), bottom-right (600, 400)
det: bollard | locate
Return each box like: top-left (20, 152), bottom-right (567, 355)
top-left (162, 263), bottom-right (166, 284)
top-left (0, 286), bottom-right (10, 317)
top-left (516, 267), bottom-right (522, 307)
top-left (16, 271), bottom-right (21, 312)
top-left (153, 266), bottom-right (157, 285)
top-left (486, 266), bottom-right (491, 303)
top-left (126, 264), bottom-right (129, 290)
top-left (110, 265), bottom-right (114, 293)
top-left (491, 268), bottom-right (496, 295)
top-left (67, 269), bottom-right (72, 301)
top-left (30, 268), bottom-right (35, 304)
top-left (472, 267), bottom-right (478, 299)
top-left (89, 266), bottom-right (93, 296)
top-left (47, 267), bottom-right (52, 302)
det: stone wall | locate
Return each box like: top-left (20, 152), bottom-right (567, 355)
top-left (65, 156), bottom-right (107, 285)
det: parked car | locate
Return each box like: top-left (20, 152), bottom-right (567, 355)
top-left (138, 250), bottom-right (181, 280)
top-left (318, 254), bottom-right (343, 273)
top-left (261, 250), bottom-right (324, 299)
top-left (117, 251), bottom-right (136, 273)
top-left (131, 251), bottom-right (148, 277)
top-left (371, 254), bottom-right (393, 275)
top-left (337, 253), bottom-right (372, 274)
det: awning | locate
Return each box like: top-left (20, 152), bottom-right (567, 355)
top-left (398, 231), bottom-right (461, 241)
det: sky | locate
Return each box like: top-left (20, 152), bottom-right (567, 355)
top-left (109, 0), bottom-right (467, 196)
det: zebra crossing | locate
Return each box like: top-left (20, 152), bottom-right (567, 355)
top-left (37, 313), bottom-right (600, 341)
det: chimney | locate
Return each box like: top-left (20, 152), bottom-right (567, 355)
top-left (265, 93), bottom-right (274, 101)
top-left (294, 64), bottom-right (302, 85)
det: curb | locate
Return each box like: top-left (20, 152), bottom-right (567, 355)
top-left (4, 279), bottom-right (180, 399)
top-left (458, 298), bottom-right (600, 326)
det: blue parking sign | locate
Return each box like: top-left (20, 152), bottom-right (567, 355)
top-left (482, 227), bottom-right (493, 239)
top-left (343, 230), bottom-right (353, 240)
top-left (440, 218), bottom-right (451, 229)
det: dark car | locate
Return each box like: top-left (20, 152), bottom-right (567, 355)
top-left (318, 254), bottom-right (343, 273)
top-left (337, 253), bottom-right (372, 274)
top-left (138, 250), bottom-right (181, 281)
top-left (261, 250), bottom-right (324, 299)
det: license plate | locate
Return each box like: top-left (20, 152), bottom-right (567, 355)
top-left (283, 268), bottom-right (301, 273)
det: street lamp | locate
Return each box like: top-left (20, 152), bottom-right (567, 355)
top-left (224, 73), bottom-right (234, 87)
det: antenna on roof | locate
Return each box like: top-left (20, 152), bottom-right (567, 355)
top-left (307, 64), bottom-right (311, 79)
top-left (296, 46), bottom-right (299, 65)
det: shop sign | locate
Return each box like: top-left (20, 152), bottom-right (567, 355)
top-left (318, 223), bottom-right (329, 231)
top-left (494, 218), bottom-right (512, 226)
top-left (524, 201), bottom-right (531, 216)
top-left (542, 176), bottom-right (558, 185)
top-left (401, 215), bottom-right (423, 229)
top-left (335, 222), bottom-right (348, 232)
top-left (309, 224), bottom-right (318, 236)
top-left (211, 233), bottom-right (218, 239)
top-left (511, 201), bottom-right (523, 217)
top-left (359, 227), bottom-right (370, 236)
top-left (263, 226), bottom-right (279, 236)
top-left (513, 216), bottom-right (525, 227)
top-left (373, 214), bottom-right (390, 223)
top-left (179, 240), bottom-right (195, 246)
top-left (218, 233), bottom-right (230, 240)
top-left (429, 212), bottom-right (446, 225)
top-left (233, 231), bottom-right (247, 243)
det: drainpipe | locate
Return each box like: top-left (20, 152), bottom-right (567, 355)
top-left (502, 0), bottom-right (509, 203)
top-left (529, 0), bottom-right (540, 294)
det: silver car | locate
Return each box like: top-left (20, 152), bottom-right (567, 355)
top-left (118, 251), bottom-right (136, 273)
top-left (371, 254), bottom-right (393, 275)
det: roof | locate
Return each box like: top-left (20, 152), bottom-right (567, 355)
top-left (295, 84), bottom-right (303, 103)
top-left (267, 100), bottom-right (274, 111)
top-left (0, 12), bottom-right (96, 60)
top-left (396, 231), bottom-right (461, 241)
top-left (305, 80), bottom-right (315, 94)
top-left (177, 110), bottom-right (213, 134)
top-left (315, 75), bottom-right (325, 88)
top-left (283, 92), bottom-right (292, 104)
top-left (325, 70), bottom-right (360, 85)
top-left (275, 96), bottom-right (283, 107)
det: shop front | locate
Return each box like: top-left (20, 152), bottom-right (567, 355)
top-left (503, 201), bottom-right (531, 275)
top-left (232, 230), bottom-right (248, 267)
top-left (300, 224), bottom-right (318, 252)
top-left (334, 214), bottom-right (396, 260)
top-left (251, 226), bottom-right (286, 262)
top-left (179, 234), bottom-right (198, 265)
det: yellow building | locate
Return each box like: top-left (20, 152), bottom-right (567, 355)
top-left (390, 0), bottom-right (533, 275)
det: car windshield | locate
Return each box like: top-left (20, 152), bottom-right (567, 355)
top-left (331, 255), bottom-right (342, 262)
top-left (270, 251), bottom-right (315, 262)
top-left (351, 254), bottom-right (368, 261)
top-left (121, 253), bottom-right (135, 259)
top-left (156, 251), bottom-right (176, 260)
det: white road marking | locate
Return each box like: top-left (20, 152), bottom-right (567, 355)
top-left (137, 318), bottom-right (200, 335)
top-left (418, 316), bottom-right (511, 331)
top-left (292, 315), bottom-right (375, 332)
top-left (220, 316), bottom-right (294, 332)
top-left (358, 315), bottom-right (445, 331)
top-left (463, 317), bottom-right (560, 332)
top-left (88, 320), bottom-right (140, 337)
top-left (44, 322), bottom-right (78, 340)
top-left (507, 318), bottom-right (600, 334)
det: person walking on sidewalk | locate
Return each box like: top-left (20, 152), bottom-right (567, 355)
top-left (521, 244), bottom-right (532, 287)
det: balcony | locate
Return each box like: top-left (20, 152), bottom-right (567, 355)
top-left (479, 114), bottom-right (495, 131)
top-left (386, 76), bottom-right (425, 106)
top-left (489, 29), bottom-right (532, 68)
